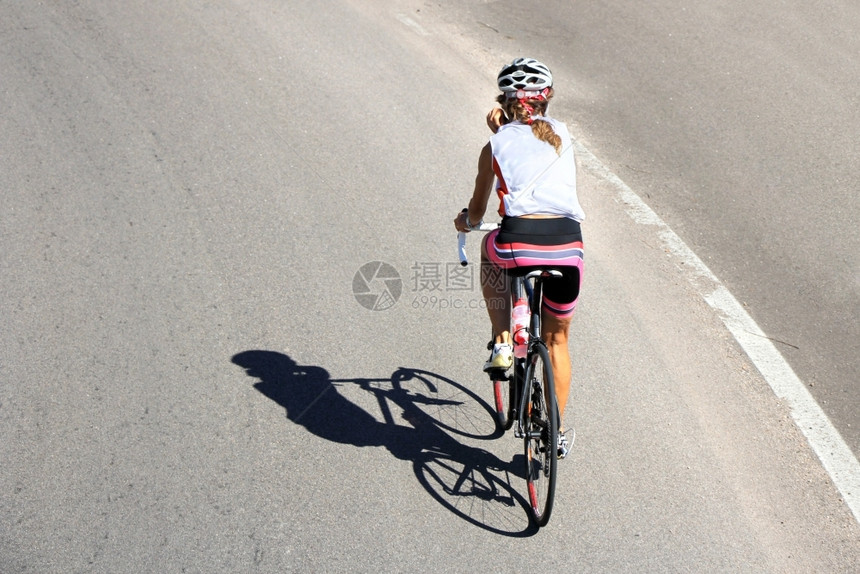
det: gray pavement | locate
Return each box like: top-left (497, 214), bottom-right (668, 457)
top-left (1, 1), bottom-right (858, 572)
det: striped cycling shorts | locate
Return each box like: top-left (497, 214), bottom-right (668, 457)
top-left (484, 216), bottom-right (584, 319)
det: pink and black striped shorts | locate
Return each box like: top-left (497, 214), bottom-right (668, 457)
top-left (484, 216), bottom-right (584, 319)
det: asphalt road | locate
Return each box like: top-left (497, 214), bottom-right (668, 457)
top-left (455, 0), bottom-right (860, 454)
top-left (1, 1), bottom-right (858, 572)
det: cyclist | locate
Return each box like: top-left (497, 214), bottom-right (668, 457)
top-left (454, 58), bottom-right (584, 458)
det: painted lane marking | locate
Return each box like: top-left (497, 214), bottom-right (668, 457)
top-left (573, 139), bottom-right (860, 524)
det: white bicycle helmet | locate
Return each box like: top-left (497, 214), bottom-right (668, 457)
top-left (497, 58), bottom-right (553, 98)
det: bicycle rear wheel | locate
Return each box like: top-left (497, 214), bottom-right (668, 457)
top-left (522, 343), bottom-right (558, 526)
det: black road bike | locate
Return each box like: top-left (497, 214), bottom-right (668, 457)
top-left (458, 226), bottom-right (561, 527)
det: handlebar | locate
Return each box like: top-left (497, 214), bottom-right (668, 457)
top-left (457, 209), bottom-right (498, 266)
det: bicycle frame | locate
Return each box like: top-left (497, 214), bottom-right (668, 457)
top-left (509, 270), bottom-right (561, 439)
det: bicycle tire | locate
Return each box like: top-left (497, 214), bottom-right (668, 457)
top-left (522, 342), bottom-right (558, 526)
top-left (492, 374), bottom-right (514, 432)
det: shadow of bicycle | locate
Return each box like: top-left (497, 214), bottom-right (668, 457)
top-left (231, 350), bottom-right (538, 536)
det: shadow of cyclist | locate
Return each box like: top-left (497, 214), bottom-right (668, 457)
top-left (231, 350), bottom-right (493, 459)
top-left (231, 350), bottom-right (536, 536)
top-left (231, 350), bottom-right (395, 449)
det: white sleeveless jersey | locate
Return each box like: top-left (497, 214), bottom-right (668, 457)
top-left (489, 117), bottom-right (585, 222)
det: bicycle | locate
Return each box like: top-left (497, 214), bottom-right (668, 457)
top-left (458, 223), bottom-right (561, 527)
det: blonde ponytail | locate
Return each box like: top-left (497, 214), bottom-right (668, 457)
top-left (496, 88), bottom-right (562, 155)
top-left (530, 119), bottom-right (562, 155)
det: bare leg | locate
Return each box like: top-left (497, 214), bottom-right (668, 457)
top-left (481, 235), bottom-right (510, 344)
top-left (541, 312), bottom-right (573, 430)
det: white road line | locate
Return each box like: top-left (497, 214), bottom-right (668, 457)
top-left (573, 139), bottom-right (860, 524)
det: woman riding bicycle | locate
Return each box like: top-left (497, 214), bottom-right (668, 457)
top-left (454, 58), bottom-right (584, 458)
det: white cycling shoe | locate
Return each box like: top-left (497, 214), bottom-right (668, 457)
top-left (483, 343), bottom-right (513, 372)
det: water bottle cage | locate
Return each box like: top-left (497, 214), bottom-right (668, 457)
top-left (513, 326), bottom-right (530, 346)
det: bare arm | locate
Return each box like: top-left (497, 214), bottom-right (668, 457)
top-left (454, 143), bottom-right (495, 232)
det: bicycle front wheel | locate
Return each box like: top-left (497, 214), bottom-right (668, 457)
top-left (492, 372), bottom-right (515, 432)
top-left (522, 342), bottom-right (558, 526)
